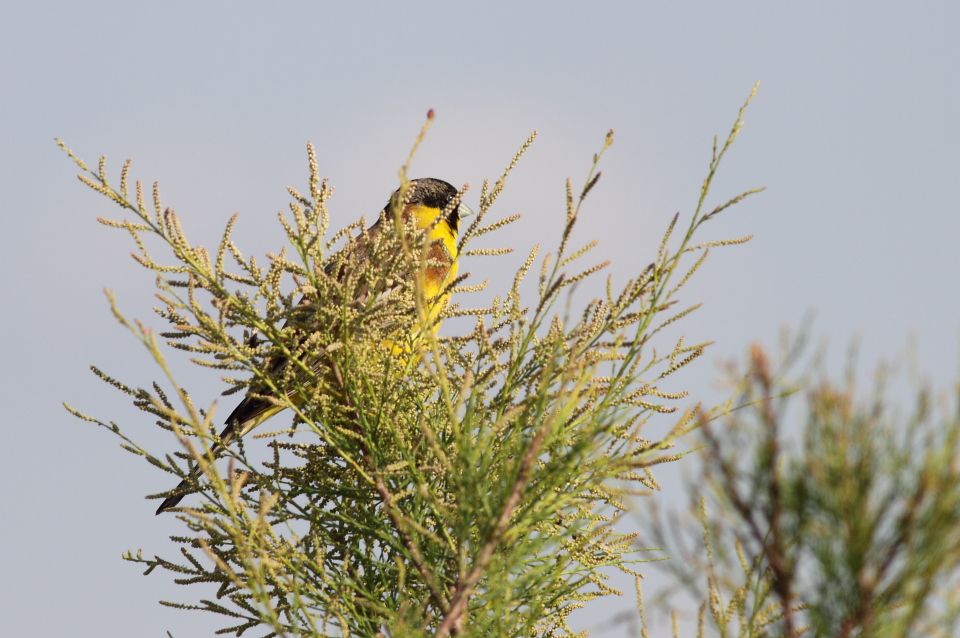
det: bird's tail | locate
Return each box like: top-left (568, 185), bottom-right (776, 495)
top-left (153, 435), bottom-right (231, 515)
top-left (154, 396), bottom-right (285, 514)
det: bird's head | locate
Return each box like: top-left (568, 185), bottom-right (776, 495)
top-left (388, 178), bottom-right (473, 234)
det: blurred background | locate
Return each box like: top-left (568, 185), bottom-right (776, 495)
top-left (1, 1), bottom-right (958, 635)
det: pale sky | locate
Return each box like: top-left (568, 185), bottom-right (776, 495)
top-left (2, 2), bottom-right (958, 636)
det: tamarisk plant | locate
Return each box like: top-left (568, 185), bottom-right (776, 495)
top-left (63, 91), bottom-right (759, 638)
top-left (639, 335), bottom-right (960, 638)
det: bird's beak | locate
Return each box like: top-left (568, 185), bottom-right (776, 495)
top-left (457, 203), bottom-right (474, 218)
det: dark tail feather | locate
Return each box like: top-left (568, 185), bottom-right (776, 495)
top-left (154, 424), bottom-right (236, 515)
top-left (154, 476), bottom-right (195, 514)
top-left (154, 396), bottom-right (270, 514)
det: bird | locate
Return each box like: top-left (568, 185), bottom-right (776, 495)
top-left (155, 178), bottom-right (471, 514)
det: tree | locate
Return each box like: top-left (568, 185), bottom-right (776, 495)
top-left (63, 91), bottom-right (758, 637)
top-left (640, 335), bottom-right (960, 637)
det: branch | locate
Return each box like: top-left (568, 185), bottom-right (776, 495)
top-left (433, 409), bottom-right (555, 638)
top-left (375, 476), bottom-right (451, 613)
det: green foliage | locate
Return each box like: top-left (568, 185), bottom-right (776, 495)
top-left (641, 336), bottom-right (960, 638)
top-left (63, 92), bottom-right (758, 637)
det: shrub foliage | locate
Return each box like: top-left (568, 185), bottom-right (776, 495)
top-left (64, 93), bottom-right (758, 637)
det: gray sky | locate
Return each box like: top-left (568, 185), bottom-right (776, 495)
top-left (2, 1), bottom-right (958, 635)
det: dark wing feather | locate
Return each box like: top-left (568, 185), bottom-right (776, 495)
top-left (155, 218), bottom-right (386, 514)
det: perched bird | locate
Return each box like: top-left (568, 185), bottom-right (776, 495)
top-left (155, 178), bottom-right (471, 514)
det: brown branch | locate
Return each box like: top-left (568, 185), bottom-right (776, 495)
top-left (701, 385), bottom-right (796, 637)
top-left (750, 345), bottom-right (796, 637)
top-left (330, 358), bottom-right (452, 614)
top-left (433, 410), bottom-right (554, 638)
top-left (837, 469), bottom-right (929, 638)
top-left (375, 476), bottom-right (451, 613)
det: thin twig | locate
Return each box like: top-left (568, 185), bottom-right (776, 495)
top-left (433, 409), bottom-right (555, 638)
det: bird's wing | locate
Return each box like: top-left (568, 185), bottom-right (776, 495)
top-left (216, 218), bottom-right (390, 440)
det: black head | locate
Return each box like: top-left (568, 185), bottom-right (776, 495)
top-left (389, 178), bottom-right (472, 233)
top-left (405, 178), bottom-right (459, 209)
